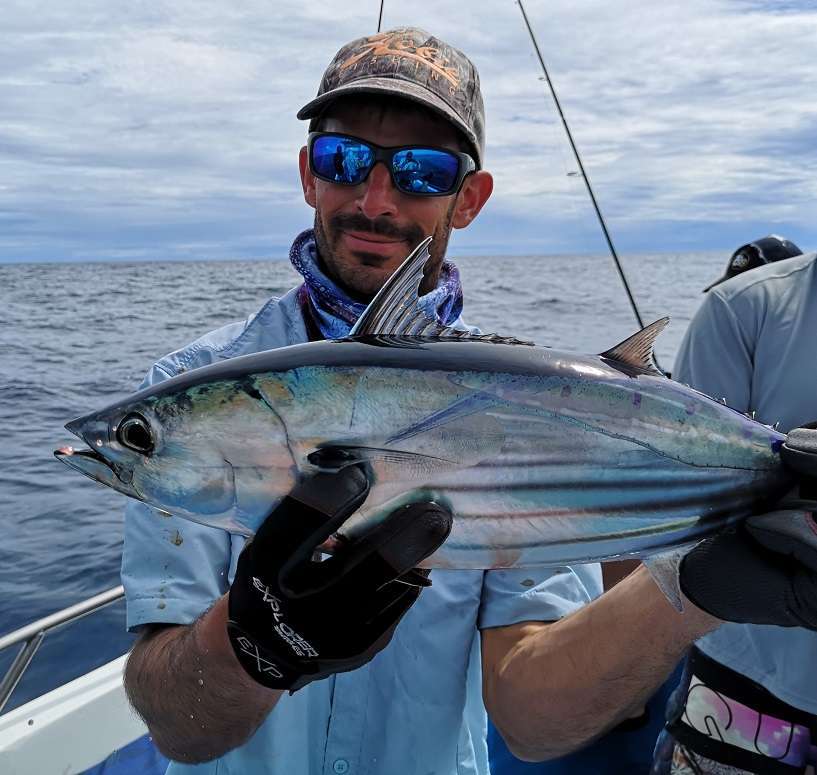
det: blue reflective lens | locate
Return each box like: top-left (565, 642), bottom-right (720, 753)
top-left (309, 133), bottom-right (470, 196)
top-left (312, 136), bottom-right (375, 185)
top-left (392, 149), bottom-right (459, 194)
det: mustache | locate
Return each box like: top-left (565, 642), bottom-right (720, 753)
top-left (330, 213), bottom-right (425, 246)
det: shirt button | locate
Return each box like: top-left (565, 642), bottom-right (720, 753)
top-left (333, 760), bottom-right (349, 774)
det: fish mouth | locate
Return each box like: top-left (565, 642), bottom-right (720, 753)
top-left (54, 444), bottom-right (142, 503)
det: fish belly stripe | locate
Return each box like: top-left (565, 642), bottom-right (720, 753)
top-left (435, 477), bottom-right (742, 492)
top-left (444, 494), bottom-right (757, 523)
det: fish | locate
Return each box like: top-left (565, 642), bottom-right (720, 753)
top-left (55, 237), bottom-right (793, 592)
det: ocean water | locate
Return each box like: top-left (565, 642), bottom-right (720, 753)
top-left (0, 249), bottom-right (723, 712)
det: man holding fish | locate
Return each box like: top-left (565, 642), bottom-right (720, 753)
top-left (76, 28), bottom-right (817, 774)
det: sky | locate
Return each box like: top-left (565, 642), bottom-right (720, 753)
top-left (1, 0), bottom-right (816, 263)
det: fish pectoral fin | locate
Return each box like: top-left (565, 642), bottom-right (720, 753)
top-left (307, 446), bottom-right (456, 477)
top-left (306, 397), bottom-right (506, 480)
top-left (599, 317), bottom-right (669, 377)
top-left (307, 394), bottom-right (506, 478)
top-left (348, 237), bottom-right (533, 344)
top-left (386, 391), bottom-right (499, 445)
top-left (643, 546), bottom-right (691, 612)
top-left (387, 403), bottom-right (506, 468)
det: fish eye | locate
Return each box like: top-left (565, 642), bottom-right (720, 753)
top-left (116, 413), bottom-right (154, 455)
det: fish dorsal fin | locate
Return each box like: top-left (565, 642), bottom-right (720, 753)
top-left (599, 317), bottom-right (669, 377)
top-left (349, 236), bottom-right (438, 337)
top-left (349, 236), bottom-right (534, 345)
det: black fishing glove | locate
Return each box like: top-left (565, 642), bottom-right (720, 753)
top-left (680, 425), bottom-right (817, 629)
top-left (679, 505), bottom-right (817, 629)
top-left (227, 464), bottom-right (452, 692)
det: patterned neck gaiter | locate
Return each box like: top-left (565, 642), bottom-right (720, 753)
top-left (289, 228), bottom-right (464, 340)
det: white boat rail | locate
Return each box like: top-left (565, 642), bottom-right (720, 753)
top-left (0, 584), bottom-right (125, 713)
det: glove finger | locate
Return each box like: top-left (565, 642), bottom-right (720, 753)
top-left (296, 587), bottom-right (417, 680)
top-left (746, 509), bottom-right (817, 571)
top-left (352, 583), bottom-right (421, 647)
top-left (310, 582), bottom-right (420, 662)
top-left (372, 503), bottom-right (452, 576)
top-left (394, 568), bottom-right (432, 588)
top-left (782, 426), bottom-right (817, 476)
top-left (288, 465), bottom-right (370, 517)
top-left (280, 501), bottom-right (452, 598)
top-left (253, 465), bottom-right (369, 562)
top-left (370, 574), bottom-right (424, 618)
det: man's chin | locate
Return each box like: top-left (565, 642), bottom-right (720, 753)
top-left (352, 249), bottom-right (401, 268)
top-left (336, 261), bottom-right (395, 301)
top-left (315, 224), bottom-right (419, 300)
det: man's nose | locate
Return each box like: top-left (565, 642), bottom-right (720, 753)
top-left (357, 162), bottom-right (400, 219)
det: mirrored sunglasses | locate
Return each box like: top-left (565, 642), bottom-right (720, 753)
top-left (308, 132), bottom-right (476, 197)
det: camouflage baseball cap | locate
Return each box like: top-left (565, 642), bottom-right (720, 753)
top-left (297, 28), bottom-right (485, 168)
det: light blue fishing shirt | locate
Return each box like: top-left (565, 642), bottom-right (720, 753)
top-left (121, 282), bottom-right (603, 775)
top-left (674, 251), bottom-right (817, 714)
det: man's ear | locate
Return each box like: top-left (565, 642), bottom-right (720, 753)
top-left (451, 170), bottom-right (493, 229)
top-left (299, 146), bottom-right (316, 208)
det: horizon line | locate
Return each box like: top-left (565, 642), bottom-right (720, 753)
top-left (0, 247), bottom-right (725, 267)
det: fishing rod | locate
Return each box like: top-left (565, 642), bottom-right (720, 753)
top-left (371, 3), bottom-right (660, 367)
top-left (515, 0), bottom-right (651, 337)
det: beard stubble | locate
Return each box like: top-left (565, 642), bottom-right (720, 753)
top-left (312, 203), bottom-right (456, 301)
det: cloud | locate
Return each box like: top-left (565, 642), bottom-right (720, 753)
top-left (1, 0), bottom-right (815, 261)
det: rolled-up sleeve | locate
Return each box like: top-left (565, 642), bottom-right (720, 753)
top-left (478, 564), bottom-right (603, 629)
top-left (121, 501), bottom-right (232, 631)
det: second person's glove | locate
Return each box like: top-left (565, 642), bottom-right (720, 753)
top-left (679, 504), bottom-right (817, 629)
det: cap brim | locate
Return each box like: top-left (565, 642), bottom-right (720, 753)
top-left (702, 276), bottom-right (727, 293)
top-left (297, 77), bottom-right (481, 166)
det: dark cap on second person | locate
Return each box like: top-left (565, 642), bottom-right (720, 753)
top-left (297, 27), bottom-right (485, 168)
top-left (703, 235), bottom-right (803, 292)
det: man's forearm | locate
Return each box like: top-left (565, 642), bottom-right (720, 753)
top-left (124, 595), bottom-right (282, 763)
top-left (483, 565), bottom-right (720, 761)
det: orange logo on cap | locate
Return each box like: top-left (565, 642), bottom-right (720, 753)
top-left (338, 31), bottom-right (461, 89)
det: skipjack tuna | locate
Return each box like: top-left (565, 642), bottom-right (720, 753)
top-left (56, 237), bottom-right (792, 581)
